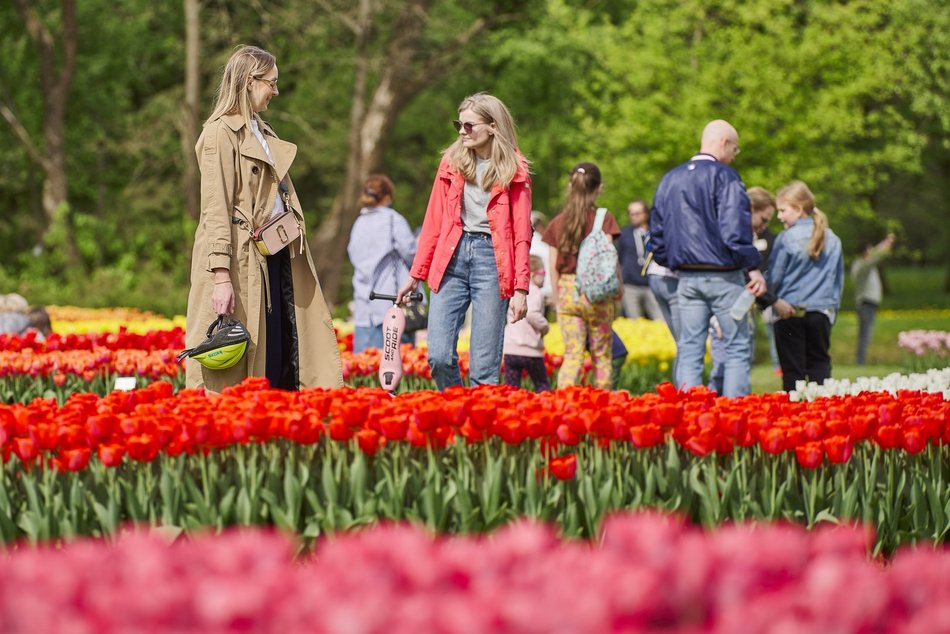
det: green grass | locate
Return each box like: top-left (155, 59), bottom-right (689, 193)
top-left (839, 265), bottom-right (950, 311)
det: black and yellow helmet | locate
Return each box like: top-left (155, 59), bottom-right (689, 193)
top-left (177, 316), bottom-right (250, 370)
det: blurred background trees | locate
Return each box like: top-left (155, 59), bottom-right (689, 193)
top-left (1, 0), bottom-right (946, 314)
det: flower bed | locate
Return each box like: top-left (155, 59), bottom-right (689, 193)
top-left (2, 379), bottom-right (948, 550)
top-left (899, 329), bottom-right (950, 372)
top-left (1, 513), bottom-right (948, 633)
top-left (790, 368), bottom-right (950, 401)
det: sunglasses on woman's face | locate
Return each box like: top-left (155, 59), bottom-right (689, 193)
top-left (453, 120), bottom-right (488, 135)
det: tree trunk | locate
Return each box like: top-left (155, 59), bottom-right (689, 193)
top-left (181, 0), bottom-right (201, 221)
top-left (6, 0), bottom-right (80, 267)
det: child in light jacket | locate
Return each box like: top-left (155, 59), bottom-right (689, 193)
top-left (767, 181), bottom-right (844, 392)
top-left (503, 255), bottom-right (550, 391)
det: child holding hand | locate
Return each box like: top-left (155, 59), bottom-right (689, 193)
top-left (503, 255), bottom-right (551, 391)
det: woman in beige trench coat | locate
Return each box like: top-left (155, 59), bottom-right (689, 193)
top-left (185, 45), bottom-right (343, 392)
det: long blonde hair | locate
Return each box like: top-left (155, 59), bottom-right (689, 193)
top-left (558, 162), bottom-right (602, 257)
top-left (443, 93), bottom-right (528, 190)
top-left (777, 180), bottom-right (828, 260)
top-left (205, 45), bottom-right (276, 129)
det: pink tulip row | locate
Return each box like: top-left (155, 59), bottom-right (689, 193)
top-left (898, 329), bottom-right (950, 357)
top-left (1, 513), bottom-right (948, 633)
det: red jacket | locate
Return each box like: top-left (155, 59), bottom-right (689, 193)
top-left (410, 156), bottom-right (533, 298)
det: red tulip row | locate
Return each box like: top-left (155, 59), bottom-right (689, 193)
top-left (2, 377), bottom-right (948, 474)
top-left (0, 327), bottom-right (186, 353)
top-left (1, 512), bottom-right (947, 633)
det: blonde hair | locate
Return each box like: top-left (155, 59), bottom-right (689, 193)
top-left (443, 93), bottom-right (528, 190)
top-left (777, 180), bottom-right (828, 260)
top-left (747, 186), bottom-right (776, 214)
top-left (558, 162), bottom-right (602, 257)
top-left (205, 45), bottom-right (276, 128)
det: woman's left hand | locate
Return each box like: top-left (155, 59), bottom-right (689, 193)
top-left (509, 290), bottom-right (528, 322)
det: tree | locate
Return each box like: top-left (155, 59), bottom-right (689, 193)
top-left (1, 0), bottom-right (80, 267)
top-left (302, 0), bottom-right (521, 304)
top-left (180, 0), bottom-right (201, 221)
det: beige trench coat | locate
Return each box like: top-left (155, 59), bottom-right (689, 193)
top-left (184, 113), bottom-right (343, 391)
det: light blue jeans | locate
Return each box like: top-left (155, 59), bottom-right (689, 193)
top-left (427, 232), bottom-right (509, 389)
top-left (676, 271), bottom-right (751, 397)
top-left (649, 274), bottom-right (680, 381)
top-left (648, 274), bottom-right (680, 340)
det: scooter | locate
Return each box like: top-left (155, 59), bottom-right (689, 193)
top-left (368, 290), bottom-right (423, 393)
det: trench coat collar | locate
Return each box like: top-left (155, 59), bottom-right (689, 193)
top-left (218, 113), bottom-right (298, 181)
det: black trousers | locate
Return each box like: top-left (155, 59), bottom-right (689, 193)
top-left (265, 248), bottom-right (299, 390)
top-left (503, 354), bottom-right (551, 392)
top-left (773, 311), bottom-right (832, 392)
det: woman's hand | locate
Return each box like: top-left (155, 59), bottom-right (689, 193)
top-left (509, 290), bottom-right (528, 322)
top-left (211, 280), bottom-right (235, 315)
top-left (396, 277), bottom-right (421, 305)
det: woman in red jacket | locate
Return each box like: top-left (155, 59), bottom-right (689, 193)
top-left (396, 93), bottom-right (532, 389)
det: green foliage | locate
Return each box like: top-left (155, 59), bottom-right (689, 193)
top-left (0, 0), bottom-right (946, 308)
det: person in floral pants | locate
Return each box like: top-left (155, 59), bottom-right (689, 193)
top-left (542, 162), bottom-right (622, 389)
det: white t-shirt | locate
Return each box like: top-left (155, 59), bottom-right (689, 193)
top-left (250, 119), bottom-right (286, 220)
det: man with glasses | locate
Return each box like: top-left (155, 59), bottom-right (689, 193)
top-left (648, 119), bottom-right (765, 397)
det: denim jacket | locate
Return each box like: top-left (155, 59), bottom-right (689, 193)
top-left (766, 217), bottom-right (844, 311)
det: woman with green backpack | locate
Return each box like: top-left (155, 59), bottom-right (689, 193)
top-left (542, 162), bottom-right (623, 388)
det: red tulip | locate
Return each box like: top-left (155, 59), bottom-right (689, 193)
top-left (874, 424), bottom-right (901, 450)
top-left (356, 429), bottom-right (382, 457)
top-left (795, 441), bottom-right (824, 469)
top-left (823, 435), bottom-right (853, 464)
top-left (12, 437), bottom-right (37, 462)
top-left (556, 424), bottom-right (580, 446)
top-left (549, 454), bottom-right (577, 481)
top-left (656, 382), bottom-right (678, 402)
top-left (58, 447), bottom-right (91, 472)
top-left (629, 424), bottom-right (663, 449)
top-left (97, 443), bottom-right (126, 467)
top-left (902, 428), bottom-right (926, 455)
top-left (684, 430), bottom-right (715, 457)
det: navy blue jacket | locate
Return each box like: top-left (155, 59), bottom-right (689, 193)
top-left (649, 156), bottom-right (760, 272)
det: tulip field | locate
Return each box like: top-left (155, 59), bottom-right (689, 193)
top-left (2, 307), bottom-right (950, 631)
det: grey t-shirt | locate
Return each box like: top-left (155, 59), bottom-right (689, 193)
top-left (462, 158), bottom-right (492, 234)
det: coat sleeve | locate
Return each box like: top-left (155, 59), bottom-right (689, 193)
top-left (198, 122), bottom-right (238, 272)
top-left (511, 176), bottom-right (534, 292)
top-left (717, 175), bottom-right (761, 271)
top-left (410, 168), bottom-right (446, 281)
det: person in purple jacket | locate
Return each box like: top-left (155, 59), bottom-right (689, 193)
top-left (649, 120), bottom-right (767, 397)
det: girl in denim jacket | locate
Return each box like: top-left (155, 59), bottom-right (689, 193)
top-left (767, 181), bottom-right (844, 392)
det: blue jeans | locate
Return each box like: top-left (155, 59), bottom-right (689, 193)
top-left (427, 232), bottom-right (509, 389)
top-left (676, 271), bottom-right (751, 397)
top-left (353, 324), bottom-right (411, 353)
top-left (649, 274), bottom-right (680, 381)
top-left (648, 275), bottom-right (680, 341)
top-left (353, 325), bottom-right (383, 353)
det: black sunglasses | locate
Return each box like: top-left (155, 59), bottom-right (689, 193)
top-left (453, 120), bottom-right (489, 135)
